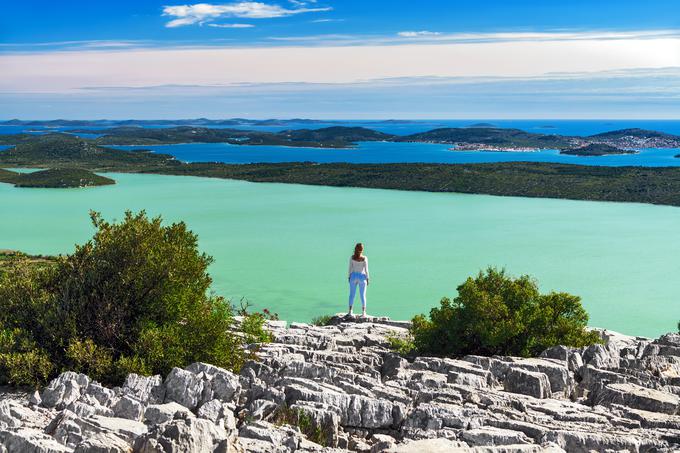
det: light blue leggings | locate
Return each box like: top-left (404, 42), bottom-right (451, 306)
top-left (348, 272), bottom-right (367, 309)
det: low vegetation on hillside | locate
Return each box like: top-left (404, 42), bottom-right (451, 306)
top-left (0, 133), bottom-right (178, 170)
top-left (0, 168), bottom-right (115, 188)
top-left (408, 268), bottom-right (601, 357)
top-left (560, 143), bottom-right (634, 156)
top-left (396, 127), bottom-right (572, 148)
top-left (0, 250), bottom-right (56, 278)
top-left (0, 211), bottom-right (271, 386)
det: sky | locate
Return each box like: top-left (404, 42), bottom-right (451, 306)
top-left (1, 0), bottom-right (680, 119)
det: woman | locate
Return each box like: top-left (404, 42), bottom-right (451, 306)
top-left (348, 243), bottom-right (370, 317)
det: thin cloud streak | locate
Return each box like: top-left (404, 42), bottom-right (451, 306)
top-left (208, 23), bottom-right (255, 28)
top-left (162, 2), bottom-right (332, 27)
top-left (2, 34), bottom-right (679, 93)
top-left (5, 67), bottom-right (680, 119)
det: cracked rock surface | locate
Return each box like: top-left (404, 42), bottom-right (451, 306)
top-left (1, 316), bottom-right (679, 452)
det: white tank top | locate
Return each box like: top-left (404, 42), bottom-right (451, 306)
top-left (348, 257), bottom-right (369, 278)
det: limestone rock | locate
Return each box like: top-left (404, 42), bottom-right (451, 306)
top-left (2, 317), bottom-right (680, 452)
top-left (163, 368), bottom-right (204, 411)
top-left (134, 413), bottom-right (230, 453)
top-left (40, 372), bottom-right (90, 409)
top-left (112, 395), bottom-right (145, 421)
top-left (143, 402), bottom-right (193, 426)
top-left (0, 427), bottom-right (71, 453)
top-left (504, 368), bottom-right (551, 399)
top-left (595, 382), bottom-right (680, 414)
top-left (121, 374), bottom-right (164, 405)
top-left (73, 432), bottom-right (131, 453)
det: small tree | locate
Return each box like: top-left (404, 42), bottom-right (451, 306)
top-left (411, 268), bottom-right (600, 357)
top-left (0, 211), bottom-right (267, 385)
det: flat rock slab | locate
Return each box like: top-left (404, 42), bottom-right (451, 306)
top-left (597, 383), bottom-right (680, 415)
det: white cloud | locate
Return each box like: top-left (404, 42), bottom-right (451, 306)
top-left (2, 31), bottom-right (680, 94)
top-left (162, 2), bottom-right (331, 27)
top-left (288, 0), bottom-right (317, 6)
top-left (310, 18), bottom-right (343, 23)
top-left (208, 23), bottom-right (255, 28)
top-left (397, 31), bottom-right (441, 38)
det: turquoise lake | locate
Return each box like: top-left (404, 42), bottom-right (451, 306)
top-left (1, 172), bottom-right (677, 337)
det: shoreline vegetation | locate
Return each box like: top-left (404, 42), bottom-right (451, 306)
top-left (3, 127), bottom-right (680, 204)
top-left (0, 167), bottom-right (114, 188)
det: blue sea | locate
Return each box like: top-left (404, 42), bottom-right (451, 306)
top-left (3, 119), bottom-right (680, 166)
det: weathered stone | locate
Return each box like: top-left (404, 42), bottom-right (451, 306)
top-left (0, 401), bottom-right (46, 429)
top-left (85, 383), bottom-right (117, 408)
top-left (73, 432), bottom-right (131, 453)
top-left (510, 358), bottom-right (572, 397)
top-left (112, 395), bottom-right (144, 421)
top-left (163, 367), bottom-right (204, 410)
top-left (370, 433), bottom-right (396, 452)
top-left (121, 374), bottom-right (164, 405)
top-left (504, 368), bottom-right (551, 399)
top-left (134, 414), bottom-right (230, 453)
top-left (40, 372), bottom-right (90, 409)
top-left (239, 420), bottom-right (301, 451)
top-left (387, 438), bottom-right (471, 452)
top-left (595, 382), bottom-right (680, 414)
top-left (28, 391), bottom-right (41, 407)
top-left (461, 427), bottom-right (531, 446)
top-left (143, 402), bottom-right (193, 426)
top-left (3, 318), bottom-right (680, 452)
top-left (0, 427), bottom-right (72, 453)
top-left (582, 344), bottom-right (619, 369)
top-left (184, 362), bottom-right (242, 406)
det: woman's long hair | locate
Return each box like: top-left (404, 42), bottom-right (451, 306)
top-left (353, 243), bottom-right (364, 260)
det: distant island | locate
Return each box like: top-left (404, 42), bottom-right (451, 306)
top-left (4, 123), bottom-right (680, 153)
top-left (0, 167), bottom-right (115, 188)
top-left (466, 122), bottom-right (498, 128)
top-left (6, 132), bottom-right (680, 206)
top-left (560, 143), bottom-right (635, 156)
top-left (0, 118), bottom-right (344, 128)
top-left (66, 126), bottom-right (392, 148)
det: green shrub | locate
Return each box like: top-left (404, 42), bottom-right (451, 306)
top-left (311, 315), bottom-right (333, 326)
top-left (0, 210), bottom-right (269, 386)
top-left (0, 349), bottom-right (54, 387)
top-left (411, 267), bottom-right (601, 358)
top-left (65, 338), bottom-right (114, 382)
top-left (111, 355), bottom-right (152, 383)
top-left (0, 327), bottom-right (54, 386)
top-left (272, 404), bottom-right (330, 447)
top-left (386, 332), bottom-right (416, 356)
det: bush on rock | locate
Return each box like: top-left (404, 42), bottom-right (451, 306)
top-left (411, 267), bottom-right (601, 357)
top-left (0, 210), bottom-right (269, 386)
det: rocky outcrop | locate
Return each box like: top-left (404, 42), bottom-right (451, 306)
top-left (1, 316), bottom-right (679, 452)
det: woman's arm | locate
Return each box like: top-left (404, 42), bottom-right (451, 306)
top-left (348, 257), bottom-right (352, 280)
top-left (365, 257), bottom-right (370, 281)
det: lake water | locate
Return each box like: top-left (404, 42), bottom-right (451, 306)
top-left (113, 142), bottom-right (680, 167)
top-left (1, 172), bottom-right (678, 338)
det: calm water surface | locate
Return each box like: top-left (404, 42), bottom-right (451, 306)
top-left (1, 173), bottom-right (677, 337)
top-left (112, 142), bottom-right (680, 166)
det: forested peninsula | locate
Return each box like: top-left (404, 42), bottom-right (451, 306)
top-left (5, 129), bottom-right (680, 204)
top-left (4, 124), bottom-right (678, 151)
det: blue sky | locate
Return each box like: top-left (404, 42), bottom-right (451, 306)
top-left (1, 1), bottom-right (680, 118)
